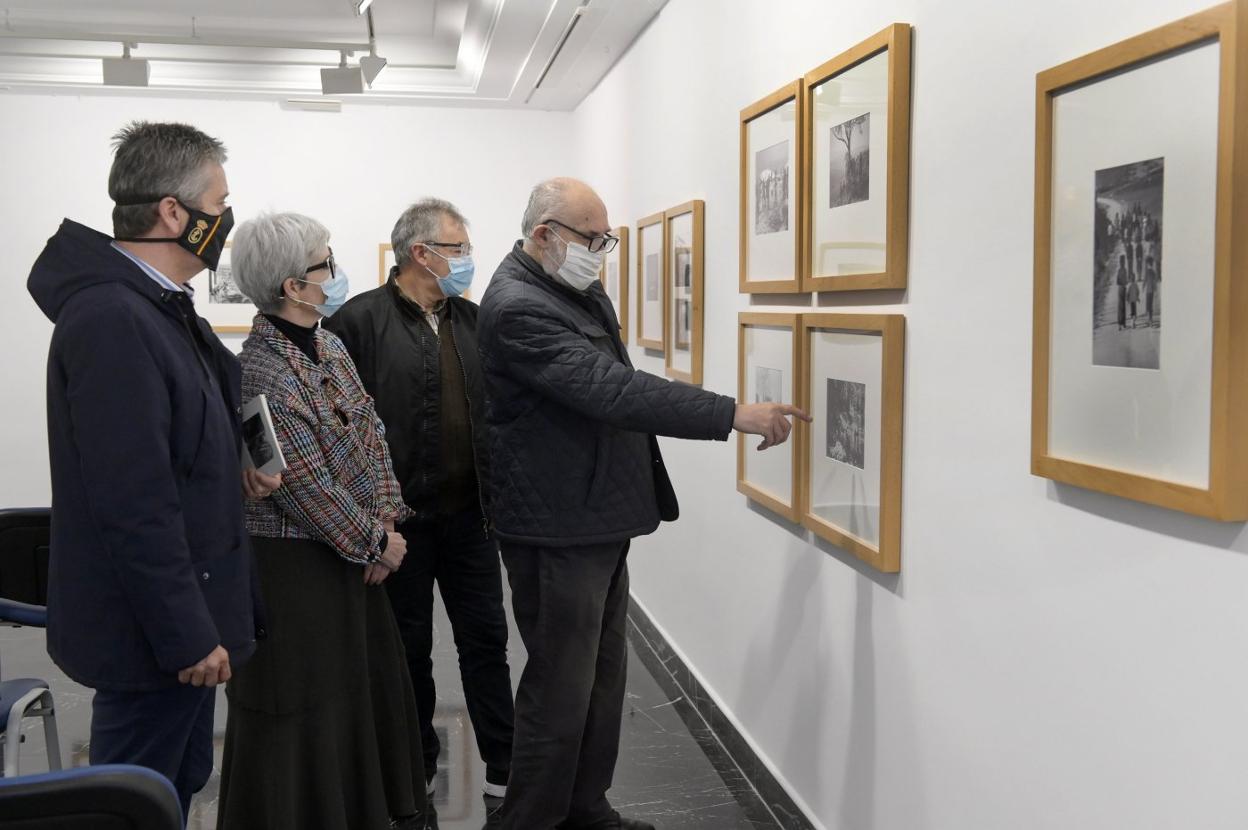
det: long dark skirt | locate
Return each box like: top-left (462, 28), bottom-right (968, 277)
top-left (217, 537), bottom-right (426, 830)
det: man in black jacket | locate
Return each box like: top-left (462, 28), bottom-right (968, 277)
top-left (479, 177), bottom-right (806, 830)
top-left (26, 122), bottom-right (276, 822)
top-left (326, 198), bottom-right (515, 801)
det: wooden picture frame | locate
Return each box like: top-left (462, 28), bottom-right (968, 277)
top-left (378, 243), bottom-right (395, 286)
top-left (664, 200), bottom-right (706, 384)
top-left (740, 80), bottom-right (804, 292)
top-left (195, 241), bottom-right (251, 334)
top-left (599, 225), bottom-right (630, 343)
top-left (799, 313), bottom-right (904, 572)
top-left (802, 23), bottom-right (912, 292)
top-left (636, 211), bottom-right (666, 351)
top-left (738, 313), bottom-right (802, 521)
top-left (1032, 1), bottom-right (1248, 520)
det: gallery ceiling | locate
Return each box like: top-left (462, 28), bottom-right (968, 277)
top-left (0, 0), bottom-right (666, 108)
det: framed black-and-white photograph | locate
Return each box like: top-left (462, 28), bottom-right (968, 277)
top-left (193, 242), bottom-right (252, 334)
top-left (1033, 1), bottom-right (1248, 520)
top-left (664, 200), bottom-right (705, 384)
top-left (738, 313), bottom-right (801, 522)
top-left (800, 313), bottom-right (904, 572)
top-left (741, 80), bottom-right (803, 292)
top-left (637, 212), bottom-right (665, 351)
top-left (803, 23), bottom-right (911, 292)
top-left (599, 225), bottom-right (629, 343)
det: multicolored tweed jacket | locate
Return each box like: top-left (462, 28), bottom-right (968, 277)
top-left (240, 314), bottom-right (412, 563)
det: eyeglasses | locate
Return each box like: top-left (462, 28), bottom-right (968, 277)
top-left (304, 246), bottom-right (337, 280)
top-left (544, 219), bottom-right (619, 254)
top-left (420, 241), bottom-right (474, 257)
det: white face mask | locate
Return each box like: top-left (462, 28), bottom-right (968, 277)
top-left (549, 230), bottom-right (604, 292)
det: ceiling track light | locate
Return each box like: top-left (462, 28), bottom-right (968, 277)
top-left (359, 7), bottom-right (386, 86)
top-left (102, 41), bottom-right (149, 87)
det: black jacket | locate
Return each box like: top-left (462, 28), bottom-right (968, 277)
top-left (324, 277), bottom-right (490, 523)
top-left (27, 220), bottom-right (258, 691)
top-left (478, 242), bottom-right (736, 546)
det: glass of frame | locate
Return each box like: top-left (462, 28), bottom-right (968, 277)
top-left (664, 200), bottom-right (705, 385)
top-left (738, 313), bottom-right (801, 521)
top-left (636, 212), bottom-right (665, 351)
top-left (741, 81), bottom-right (803, 292)
top-left (193, 241), bottom-right (252, 334)
top-left (802, 23), bottom-right (911, 292)
top-left (599, 225), bottom-right (630, 343)
top-left (378, 242), bottom-right (395, 285)
top-left (799, 313), bottom-right (904, 572)
top-left (1032, 1), bottom-right (1248, 520)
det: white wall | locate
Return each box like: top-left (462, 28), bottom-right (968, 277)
top-left (574, 1), bottom-right (1248, 828)
top-left (0, 92), bottom-right (573, 507)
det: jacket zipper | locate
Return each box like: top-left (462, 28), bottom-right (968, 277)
top-left (163, 292), bottom-right (214, 383)
top-left (449, 317), bottom-right (491, 537)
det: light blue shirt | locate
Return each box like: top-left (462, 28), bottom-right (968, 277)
top-left (111, 242), bottom-right (194, 296)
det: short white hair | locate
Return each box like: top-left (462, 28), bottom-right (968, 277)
top-left (521, 178), bottom-right (574, 239)
top-left (231, 212), bottom-right (330, 314)
top-left (391, 198), bottom-right (468, 268)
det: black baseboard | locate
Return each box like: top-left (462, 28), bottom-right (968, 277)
top-left (626, 598), bottom-right (816, 830)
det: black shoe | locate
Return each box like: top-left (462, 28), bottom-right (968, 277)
top-left (484, 765), bottom-right (509, 798)
top-left (617, 819), bottom-right (656, 830)
top-left (481, 793), bottom-right (504, 830)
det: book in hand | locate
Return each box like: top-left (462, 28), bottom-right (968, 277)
top-left (240, 394), bottom-right (287, 477)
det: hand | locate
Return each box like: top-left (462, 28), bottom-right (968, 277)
top-left (243, 468), bottom-right (282, 500)
top-left (363, 563), bottom-right (391, 586)
top-left (177, 645), bottom-right (231, 687)
top-left (733, 402), bottom-right (811, 451)
top-left (379, 531), bottom-right (407, 572)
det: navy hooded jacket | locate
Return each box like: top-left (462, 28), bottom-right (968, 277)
top-left (27, 219), bottom-right (258, 691)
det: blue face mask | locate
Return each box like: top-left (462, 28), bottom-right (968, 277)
top-left (293, 266), bottom-right (350, 318)
top-left (424, 247), bottom-right (475, 298)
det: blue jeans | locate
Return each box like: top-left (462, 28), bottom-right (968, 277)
top-left (90, 683), bottom-right (216, 824)
top-left (391, 507), bottom-right (515, 774)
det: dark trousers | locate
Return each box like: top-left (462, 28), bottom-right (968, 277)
top-left (390, 507), bottom-right (515, 774)
top-left (90, 683), bottom-right (216, 823)
top-left (499, 541), bottom-right (630, 830)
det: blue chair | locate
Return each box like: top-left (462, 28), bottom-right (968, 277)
top-left (0, 598), bottom-right (62, 778)
top-left (0, 763), bottom-right (182, 829)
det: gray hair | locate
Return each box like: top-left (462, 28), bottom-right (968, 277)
top-left (521, 178), bottom-right (573, 239)
top-left (231, 212), bottom-right (331, 314)
top-left (391, 198), bottom-right (468, 268)
top-left (108, 121), bottom-right (228, 238)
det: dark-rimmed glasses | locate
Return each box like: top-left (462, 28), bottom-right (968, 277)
top-left (544, 219), bottom-right (619, 254)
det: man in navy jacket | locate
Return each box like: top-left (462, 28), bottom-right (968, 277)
top-left (27, 122), bottom-right (277, 821)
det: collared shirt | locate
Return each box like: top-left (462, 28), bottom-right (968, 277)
top-left (111, 242), bottom-right (194, 296)
top-left (394, 277), bottom-right (445, 335)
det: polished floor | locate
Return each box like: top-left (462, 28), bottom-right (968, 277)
top-left (2, 585), bottom-right (780, 829)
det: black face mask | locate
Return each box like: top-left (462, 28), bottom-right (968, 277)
top-left (115, 197), bottom-right (234, 272)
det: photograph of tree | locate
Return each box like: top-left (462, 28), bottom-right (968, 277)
top-left (755, 366), bottom-right (782, 404)
top-left (755, 139), bottom-right (790, 235)
top-left (828, 112), bottom-right (870, 209)
top-left (645, 252), bottom-right (659, 301)
top-left (1092, 157), bottom-right (1163, 370)
top-left (825, 377), bottom-right (866, 469)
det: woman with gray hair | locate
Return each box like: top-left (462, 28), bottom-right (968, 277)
top-left (215, 212), bottom-right (429, 830)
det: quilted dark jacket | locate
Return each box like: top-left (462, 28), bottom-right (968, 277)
top-left (478, 242), bottom-right (736, 546)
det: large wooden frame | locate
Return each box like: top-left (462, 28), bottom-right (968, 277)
top-left (636, 211), bottom-right (666, 351)
top-left (1032, 1), bottom-right (1248, 520)
top-left (378, 243), bottom-right (394, 286)
top-left (799, 313), bottom-right (905, 572)
top-left (740, 80), bottom-right (804, 293)
top-left (737, 313), bottom-right (802, 521)
top-left (801, 23), bottom-right (912, 292)
top-left (664, 200), bottom-right (706, 384)
top-left (599, 225), bottom-right (630, 343)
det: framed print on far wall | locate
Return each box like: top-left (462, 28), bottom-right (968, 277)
top-left (599, 225), bottom-right (630, 343)
top-left (802, 23), bottom-right (911, 292)
top-left (636, 211), bottom-right (665, 351)
top-left (378, 243), bottom-right (395, 285)
top-left (665, 200), bottom-right (705, 385)
top-left (799, 313), bottom-right (904, 572)
top-left (1032, 0), bottom-right (1248, 520)
top-left (741, 80), bottom-right (803, 292)
top-left (195, 241), bottom-right (252, 334)
top-left (738, 313), bottom-right (801, 521)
